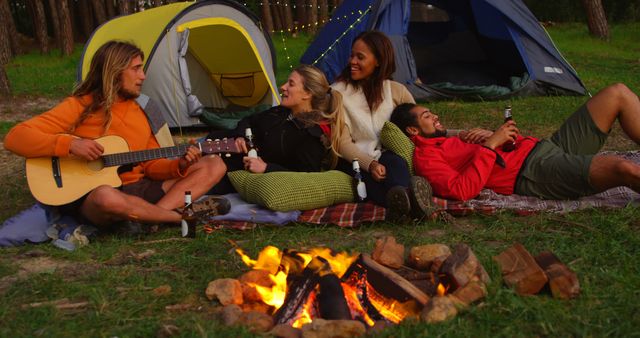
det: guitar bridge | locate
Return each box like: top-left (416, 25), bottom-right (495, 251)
top-left (51, 156), bottom-right (63, 188)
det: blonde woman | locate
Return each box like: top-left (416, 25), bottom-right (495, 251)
top-left (207, 65), bottom-right (345, 193)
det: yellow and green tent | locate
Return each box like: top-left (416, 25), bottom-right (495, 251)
top-left (78, 0), bottom-right (279, 129)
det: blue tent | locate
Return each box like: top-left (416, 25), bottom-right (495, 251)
top-left (301, 0), bottom-right (588, 101)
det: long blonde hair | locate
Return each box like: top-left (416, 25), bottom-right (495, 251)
top-left (292, 64), bottom-right (346, 169)
top-left (71, 41), bottom-right (144, 133)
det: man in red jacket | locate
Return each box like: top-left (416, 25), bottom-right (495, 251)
top-left (390, 83), bottom-right (640, 201)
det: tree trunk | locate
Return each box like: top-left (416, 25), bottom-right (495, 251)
top-left (0, 0), bottom-right (22, 56)
top-left (27, 0), bottom-right (49, 54)
top-left (272, 2), bottom-right (283, 32)
top-left (104, 0), bottom-right (116, 19)
top-left (118, 0), bottom-right (130, 15)
top-left (295, 0), bottom-right (306, 29)
top-left (318, 0), bottom-right (328, 27)
top-left (582, 0), bottom-right (610, 40)
top-left (0, 3), bottom-right (11, 96)
top-left (0, 67), bottom-right (9, 96)
top-left (282, 0), bottom-right (293, 33)
top-left (47, 0), bottom-right (61, 49)
top-left (77, 0), bottom-right (95, 41)
top-left (261, 1), bottom-right (274, 34)
top-left (58, 0), bottom-right (73, 56)
top-left (307, 0), bottom-right (317, 34)
top-left (90, 0), bottom-right (107, 25)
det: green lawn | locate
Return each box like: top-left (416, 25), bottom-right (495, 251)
top-left (1, 23), bottom-right (639, 337)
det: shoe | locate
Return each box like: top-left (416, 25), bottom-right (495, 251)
top-left (178, 195), bottom-right (231, 217)
top-left (408, 176), bottom-right (435, 218)
top-left (386, 186), bottom-right (411, 220)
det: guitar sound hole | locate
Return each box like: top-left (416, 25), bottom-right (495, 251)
top-left (87, 159), bottom-right (105, 171)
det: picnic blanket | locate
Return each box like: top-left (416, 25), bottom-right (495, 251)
top-left (3, 151), bottom-right (640, 244)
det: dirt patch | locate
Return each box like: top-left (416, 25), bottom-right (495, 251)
top-left (0, 253), bottom-right (107, 294)
top-left (0, 95), bottom-right (60, 122)
top-left (0, 256), bottom-right (72, 294)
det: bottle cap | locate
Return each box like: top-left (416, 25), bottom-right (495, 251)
top-left (352, 159), bottom-right (360, 170)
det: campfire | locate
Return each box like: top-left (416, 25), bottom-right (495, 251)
top-left (205, 237), bottom-right (491, 335)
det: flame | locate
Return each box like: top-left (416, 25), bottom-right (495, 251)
top-left (291, 291), bottom-right (317, 328)
top-left (341, 282), bottom-right (375, 326)
top-left (437, 283), bottom-right (446, 296)
top-left (235, 246), bottom-right (358, 313)
top-left (235, 245), bottom-right (282, 274)
top-left (365, 281), bottom-right (420, 324)
top-left (250, 270), bottom-right (288, 308)
top-left (303, 248), bottom-right (358, 278)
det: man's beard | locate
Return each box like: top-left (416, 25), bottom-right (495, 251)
top-left (118, 88), bottom-right (140, 100)
top-left (425, 128), bottom-right (447, 138)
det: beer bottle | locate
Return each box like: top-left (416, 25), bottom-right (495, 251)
top-left (501, 105), bottom-right (516, 152)
top-left (352, 159), bottom-right (367, 201)
top-left (245, 128), bottom-right (258, 158)
top-left (181, 191), bottom-right (197, 238)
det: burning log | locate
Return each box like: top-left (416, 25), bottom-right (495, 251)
top-left (318, 273), bottom-right (352, 320)
top-left (273, 257), bottom-right (322, 325)
top-left (439, 244), bottom-right (490, 292)
top-left (394, 266), bottom-right (440, 296)
top-left (343, 254), bottom-right (430, 306)
top-left (493, 243), bottom-right (548, 295)
top-left (534, 251), bottom-right (580, 299)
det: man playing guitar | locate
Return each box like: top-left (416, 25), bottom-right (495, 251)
top-left (4, 41), bottom-right (227, 232)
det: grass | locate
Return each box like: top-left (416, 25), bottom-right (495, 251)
top-left (1, 23), bottom-right (640, 336)
top-left (5, 45), bottom-right (84, 98)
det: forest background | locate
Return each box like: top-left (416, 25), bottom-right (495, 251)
top-left (0, 0), bottom-right (638, 96)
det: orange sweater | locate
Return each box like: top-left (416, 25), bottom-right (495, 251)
top-left (4, 95), bottom-right (183, 185)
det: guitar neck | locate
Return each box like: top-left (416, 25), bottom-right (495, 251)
top-left (102, 144), bottom-right (191, 167)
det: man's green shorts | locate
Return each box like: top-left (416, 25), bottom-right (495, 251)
top-left (514, 104), bottom-right (608, 200)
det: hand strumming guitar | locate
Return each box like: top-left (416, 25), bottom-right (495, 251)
top-left (70, 138), bottom-right (104, 161)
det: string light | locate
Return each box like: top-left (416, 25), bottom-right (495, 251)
top-left (280, 30), bottom-right (294, 70)
top-left (311, 7), bottom-right (371, 65)
top-left (243, 2), bottom-right (373, 68)
top-left (266, 7), bottom-right (368, 34)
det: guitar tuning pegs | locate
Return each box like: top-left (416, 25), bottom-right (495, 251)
top-left (214, 138), bottom-right (220, 141)
top-left (206, 138), bottom-right (212, 141)
top-left (225, 153), bottom-right (231, 158)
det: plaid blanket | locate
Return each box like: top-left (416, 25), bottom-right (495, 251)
top-left (206, 151), bottom-right (640, 229)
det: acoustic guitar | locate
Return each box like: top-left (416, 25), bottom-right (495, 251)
top-left (26, 135), bottom-right (239, 206)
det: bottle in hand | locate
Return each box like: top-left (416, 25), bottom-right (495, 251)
top-left (352, 159), bottom-right (367, 201)
top-left (501, 105), bottom-right (516, 152)
top-left (181, 190), bottom-right (197, 238)
top-left (245, 128), bottom-right (258, 158)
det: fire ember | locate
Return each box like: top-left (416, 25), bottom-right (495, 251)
top-left (205, 237), bottom-right (491, 335)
